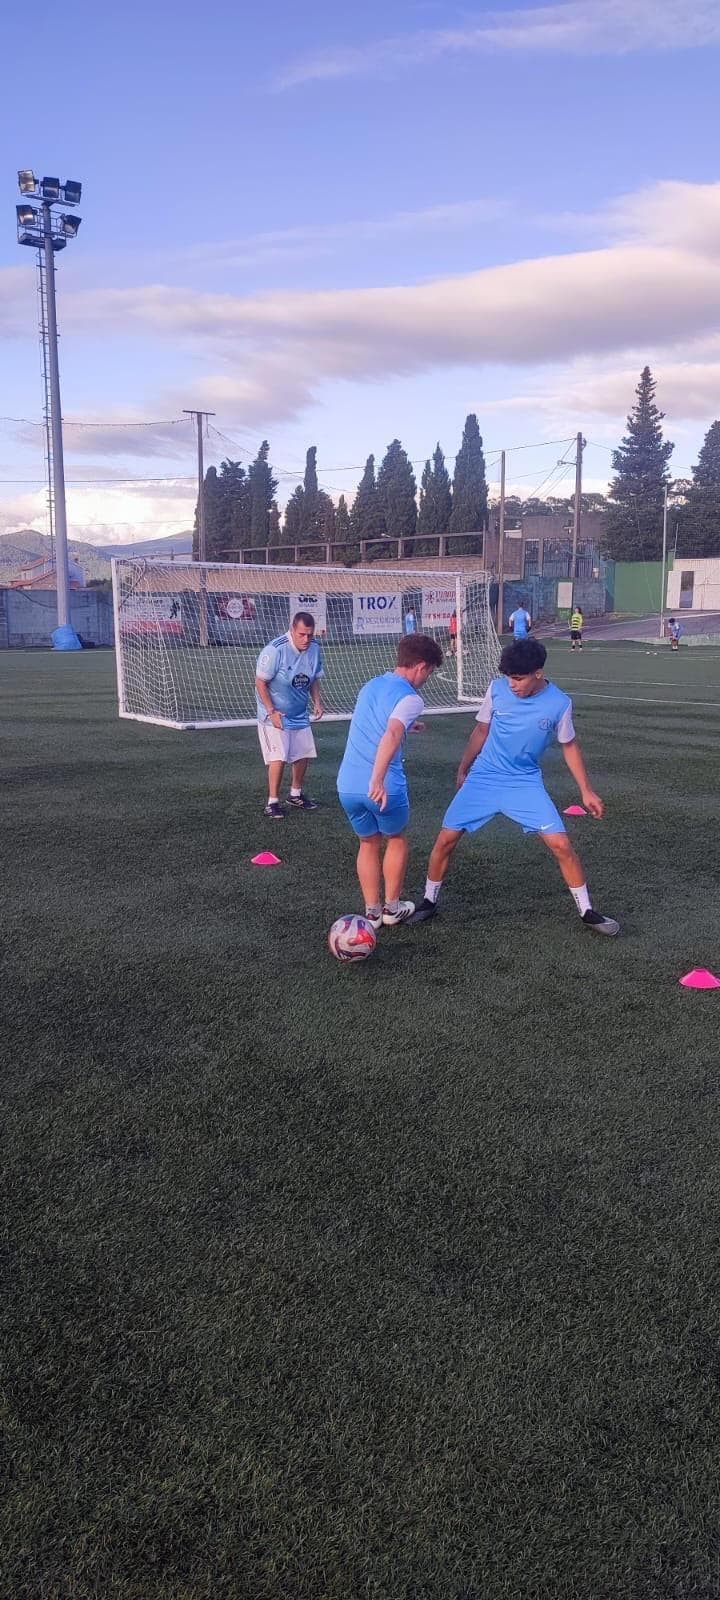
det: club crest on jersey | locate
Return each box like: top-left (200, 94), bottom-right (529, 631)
top-left (538, 717), bottom-right (556, 731)
top-left (292, 673), bottom-right (311, 690)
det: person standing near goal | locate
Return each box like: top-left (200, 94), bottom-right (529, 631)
top-left (255, 611), bottom-right (324, 819)
top-left (337, 633), bottom-right (443, 929)
top-left (409, 636), bottom-right (619, 936)
top-left (570, 606), bottom-right (584, 649)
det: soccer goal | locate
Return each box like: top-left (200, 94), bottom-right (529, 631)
top-left (111, 559), bottom-right (500, 729)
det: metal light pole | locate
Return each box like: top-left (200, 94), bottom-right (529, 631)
top-left (16, 171), bottom-right (82, 636)
top-left (41, 198), bottom-right (71, 627)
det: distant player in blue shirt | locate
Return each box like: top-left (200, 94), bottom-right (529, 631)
top-left (337, 633), bottom-right (443, 929)
top-left (255, 611), bottom-right (324, 818)
top-left (667, 618), bottom-right (682, 650)
top-left (508, 604), bottom-right (532, 638)
top-left (410, 636), bottom-right (619, 936)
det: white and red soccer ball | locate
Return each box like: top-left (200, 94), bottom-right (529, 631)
top-left (327, 914), bottom-right (376, 962)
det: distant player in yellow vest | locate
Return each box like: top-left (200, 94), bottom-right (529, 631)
top-left (570, 607), bottom-right (583, 650)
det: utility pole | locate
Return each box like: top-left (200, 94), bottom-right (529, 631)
top-left (184, 409), bottom-right (215, 646)
top-left (496, 449), bottom-right (506, 633)
top-left (570, 431), bottom-right (584, 605)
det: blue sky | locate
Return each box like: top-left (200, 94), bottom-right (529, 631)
top-left (1, 0), bottom-right (719, 542)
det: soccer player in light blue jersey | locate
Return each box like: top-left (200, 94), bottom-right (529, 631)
top-left (255, 611), bottom-right (324, 819)
top-left (508, 603), bottom-right (532, 638)
top-left (410, 636), bottom-right (619, 935)
top-left (337, 633), bottom-right (443, 929)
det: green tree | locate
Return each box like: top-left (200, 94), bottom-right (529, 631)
top-left (284, 485), bottom-right (305, 544)
top-left (449, 414), bottom-right (488, 552)
top-left (268, 504), bottom-right (282, 546)
top-left (678, 421), bottom-right (720, 556)
top-left (248, 440), bottom-right (278, 549)
top-left (334, 493), bottom-right (358, 562)
top-left (194, 459), bottom-right (250, 560)
top-left (417, 443), bottom-right (452, 554)
top-left (377, 438), bottom-right (417, 549)
top-left (605, 367), bottom-right (673, 560)
top-left (350, 454), bottom-right (385, 553)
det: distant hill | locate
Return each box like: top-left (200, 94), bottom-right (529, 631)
top-left (0, 528), bottom-right (193, 581)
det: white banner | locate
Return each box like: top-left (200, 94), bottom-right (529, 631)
top-left (122, 595), bottom-right (182, 635)
top-left (352, 592), bottom-right (402, 635)
top-left (290, 591), bottom-right (327, 635)
top-left (421, 585), bottom-right (456, 628)
top-left (222, 595), bottom-right (258, 621)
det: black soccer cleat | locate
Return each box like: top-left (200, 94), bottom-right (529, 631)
top-left (582, 908), bottom-right (620, 937)
top-left (287, 792), bottom-right (318, 810)
top-left (408, 898), bottom-right (439, 925)
top-left (263, 801), bottom-right (285, 820)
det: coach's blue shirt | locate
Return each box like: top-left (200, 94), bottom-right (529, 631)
top-left (337, 672), bottom-right (425, 798)
top-left (255, 634), bottom-right (323, 728)
top-left (472, 676), bottom-right (575, 777)
top-left (509, 608), bottom-right (531, 638)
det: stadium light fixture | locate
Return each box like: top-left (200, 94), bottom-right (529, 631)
top-left (16, 203), bottom-right (38, 228)
top-left (61, 214), bottom-right (81, 238)
top-left (62, 179), bottom-right (82, 205)
top-left (41, 175), bottom-right (61, 200)
top-left (18, 168), bottom-right (38, 194)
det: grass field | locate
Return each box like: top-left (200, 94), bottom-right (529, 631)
top-left (3, 642), bottom-right (720, 1600)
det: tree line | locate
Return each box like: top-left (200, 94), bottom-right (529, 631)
top-left (194, 378), bottom-right (720, 564)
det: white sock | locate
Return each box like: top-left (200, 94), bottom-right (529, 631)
top-left (268, 795), bottom-right (279, 805)
top-left (290, 786), bottom-right (302, 797)
top-left (385, 898), bottom-right (400, 914)
top-left (425, 878), bottom-right (442, 904)
top-left (365, 904), bottom-right (381, 920)
top-left (570, 884), bottom-right (591, 916)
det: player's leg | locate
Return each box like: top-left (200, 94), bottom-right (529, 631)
top-left (410, 771), bottom-right (497, 924)
top-left (409, 826), bottom-right (466, 922)
top-left (376, 797), bottom-right (414, 924)
top-left (257, 722), bottom-right (287, 817)
top-left (357, 835), bottom-right (384, 927)
top-left (287, 728), bottom-right (319, 810)
top-left (539, 831), bottom-right (619, 935)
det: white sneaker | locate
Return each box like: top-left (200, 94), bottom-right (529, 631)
top-left (365, 911), bottom-right (383, 932)
top-left (382, 900), bottom-right (415, 926)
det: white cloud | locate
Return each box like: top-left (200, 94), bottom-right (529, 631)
top-left (175, 200), bottom-right (507, 271)
top-left (276, 0), bottom-right (720, 88)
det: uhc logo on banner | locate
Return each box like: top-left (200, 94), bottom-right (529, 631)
top-left (352, 593), bottom-right (400, 634)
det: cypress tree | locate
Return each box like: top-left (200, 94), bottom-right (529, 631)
top-left (449, 414), bottom-right (488, 552)
top-left (679, 420), bottom-right (720, 556)
top-left (605, 367), bottom-right (673, 560)
top-left (350, 454), bottom-right (385, 552)
top-left (248, 440), bottom-right (278, 548)
top-left (377, 438), bottom-right (417, 548)
top-left (417, 443), bottom-right (452, 553)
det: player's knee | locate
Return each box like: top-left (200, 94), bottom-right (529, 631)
top-left (543, 830), bottom-right (573, 858)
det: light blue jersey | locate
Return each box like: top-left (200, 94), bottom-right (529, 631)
top-left (255, 633), bottom-right (323, 728)
top-left (669, 621), bottom-right (682, 641)
top-left (509, 608), bottom-right (531, 638)
top-left (338, 672), bottom-right (424, 800)
top-left (442, 676), bottom-right (576, 837)
top-left (473, 676), bottom-right (575, 776)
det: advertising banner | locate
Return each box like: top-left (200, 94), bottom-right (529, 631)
top-left (352, 592), bottom-right (401, 635)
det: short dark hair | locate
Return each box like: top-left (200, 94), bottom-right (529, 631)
top-left (669, 616), bottom-right (675, 623)
top-left (396, 632), bottom-right (443, 669)
top-left (500, 636), bottom-right (547, 675)
top-left (291, 611), bottom-right (315, 629)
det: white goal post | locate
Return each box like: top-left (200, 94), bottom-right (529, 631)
top-left (111, 558), bottom-right (500, 729)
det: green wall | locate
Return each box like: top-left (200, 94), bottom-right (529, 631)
top-left (606, 559), bottom-right (672, 615)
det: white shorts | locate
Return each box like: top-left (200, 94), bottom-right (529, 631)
top-left (257, 722), bottom-right (317, 766)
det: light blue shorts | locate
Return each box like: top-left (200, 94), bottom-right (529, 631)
top-left (338, 790), bottom-right (410, 838)
top-left (442, 769), bottom-right (565, 837)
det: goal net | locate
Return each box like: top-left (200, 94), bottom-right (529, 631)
top-left (111, 559), bottom-right (500, 728)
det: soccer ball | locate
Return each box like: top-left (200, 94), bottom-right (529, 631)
top-left (327, 914), bottom-right (377, 962)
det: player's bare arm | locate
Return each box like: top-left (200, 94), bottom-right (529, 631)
top-left (560, 738), bottom-right (604, 817)
top-left (368, 719), bottom-right (405, 810)
top-left (311, 682), bottom-right (324, 719)
top-left (456, 721), bottom-right (490, 786)
top-left (255, 675), bottom-right (283, 728)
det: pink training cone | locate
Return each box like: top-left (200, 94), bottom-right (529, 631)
top-left (251, 851), bottom-right (282, 866)
top-left (564, 804), bottom-right (587, 816)
top-left (679, 968), bottom-right (720, 990)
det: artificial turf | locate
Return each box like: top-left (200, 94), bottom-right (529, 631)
top-left (3, 642), bottom-right (720, 1599)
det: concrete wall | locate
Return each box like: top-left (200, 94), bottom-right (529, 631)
top-left (666, 557), bottom-right (720, 612)
top-left (610, 561), bottom-right (665, 615)
top-left (0, 588), bottom-right (113, 647)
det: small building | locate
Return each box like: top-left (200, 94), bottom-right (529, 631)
top-left (9, 555), bottom-right (86, 590)
top-left (666, 557), bottom-right (720, 613)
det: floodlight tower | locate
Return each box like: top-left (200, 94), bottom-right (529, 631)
top-left (16, 171), bottom-right (82, 632)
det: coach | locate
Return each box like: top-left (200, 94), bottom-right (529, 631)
top-left (255, 610), bottom-right (324, 819)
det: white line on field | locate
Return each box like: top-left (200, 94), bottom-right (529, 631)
top-left (571, 690), bottom-right (720, 710)
top-left (559, 675), bottom-right (720, 690)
